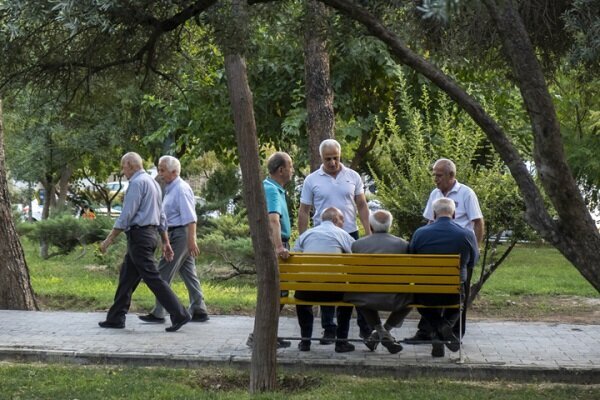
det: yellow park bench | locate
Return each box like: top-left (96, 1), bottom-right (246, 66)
top-left (278, 252), bottom-right (464, 360)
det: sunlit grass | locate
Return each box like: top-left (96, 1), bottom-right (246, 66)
top-left (0, 363), bottom-right (597, 400)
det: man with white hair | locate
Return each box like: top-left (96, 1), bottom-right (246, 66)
top-left (409, 197), bottom-right (479, 357)
top-left (408, 158), bottom-right (484, 343)
top-left (298, 138), bottom-right (372, 342)
top-left (344, 210), bottom-right (411, 354)
top-left (138, 155), bottom-right (209, 324)
top-left (99, 152), bottom-right (190, 332)
top-left (293, 207), bottom-right (356, 353)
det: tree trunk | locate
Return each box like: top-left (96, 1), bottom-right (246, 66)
top-left (0, 99), bottom-right (38, 310)
top-left (222, 0), bottom-right (279, 392)
top-left (56, 165), bottom-right (73, 211)
top-left (482, 0), bottom-right (600, 291)
top-left (304, 0), bottom-right (335, 171)
top-left (318, 0), bottom-right (600, 292)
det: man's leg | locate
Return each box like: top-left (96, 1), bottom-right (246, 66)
top-left (319, 305), bottom-right (337, 344)
top-left (179, 254), bottom-right (208, 318)
top-left (129, 228), bottom-right (188, 325)
top-left (296, 304), bottom-right (314, 351)
top-left (104, 252), bottom-right (141, 325)
top-left (149, 229), bottom-right (188, 319)
top-left (334, 306), bottom-right (354, 353)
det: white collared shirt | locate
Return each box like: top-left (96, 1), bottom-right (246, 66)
top-left (423, 180), bottom-right (483, 231)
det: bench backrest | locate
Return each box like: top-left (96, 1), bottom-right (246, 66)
top-left (279, 253), bottom-right (461, 295)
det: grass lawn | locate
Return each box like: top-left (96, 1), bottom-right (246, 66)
top-left (0, 363), bottom-right (597, 400)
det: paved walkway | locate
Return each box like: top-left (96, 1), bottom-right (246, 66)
top-left (0, 310), bottom-right (598, 383)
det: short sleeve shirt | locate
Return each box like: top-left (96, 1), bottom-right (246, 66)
top-left (293, 221), bottom-right (355, 254)
top-left (423, 180), bottom-right (483, 232)
top-left (163, 177), bottom-right (197, 227)
top-left (263, 177), bottom-right (291, 240)
top-left (299, 164), bottom-right (364, 233)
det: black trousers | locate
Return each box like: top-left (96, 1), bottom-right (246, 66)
top-left (105, 226), bottom-right (188, 324)
top-left (295, 291), bottom-right (353, 340)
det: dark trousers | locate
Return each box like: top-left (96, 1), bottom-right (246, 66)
top-left (105, 226), bottom-right (188, 325)
top-left (297, 304), bottom-right (353, 340)
top-left (416, 280), bottom-right (470, 338)
top-left (415, 285), bottom-right (465, 337)
top-left (318, 230), bottom-right (371, 336)
top-left (295, 290), bottom-right (352, 339)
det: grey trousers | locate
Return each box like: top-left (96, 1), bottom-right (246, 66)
top-left (151, 226), bottom-right (208, 318)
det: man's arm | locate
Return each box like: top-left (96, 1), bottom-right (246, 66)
top-left (473, 218), bottom-right (485, 245)
top-left (100, 228), bottom-right (123, 253)
top-left (355, 193), bottom-right (371, 236)
top-left (268, 213), bottom-right (289, 259)
top-left (298, 203), bottom-right (312, 234)
top-left (186, 222), bottom-right (200, 257)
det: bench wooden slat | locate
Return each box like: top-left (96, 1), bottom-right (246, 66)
top-left (280, 282), bottom-right (460, 294)
top-left (281, 253), bottom-right (460, 267)
top-left (279, 297), bottom-right (461, 308)
top-left (280, 264), bottom-right (459, 275)
top-left (280, 273), bottom-right (460, 285)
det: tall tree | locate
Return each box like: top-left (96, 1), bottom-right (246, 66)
top-left (318, 0), bottom-right (600, 291)
top-left (0, 99), bottom-right (38, 310)
top-left (220, 0), bottom-right (279, 391)
top-left (304, 0), bottom-right (335, 170)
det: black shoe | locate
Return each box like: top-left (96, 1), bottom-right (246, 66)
top-left (431, 332), bottom-right (445, 357)
top-left (191, 312), bottom-right (210, 322)
top-left (98, 320), bottom-right (124, 329)
top-left (439, 323), bottom-right (460, 352)
top-left (334, 341), bottom-right (355, 353)
top-left (359, 329), bottom-right (372, 340)
top-left (138, 313), bottom-right (165, 323)
top-left (364, 331), bottom-right (379, 351)
top-left (166, 314), bottom-right (191, 332)
top-left (319, 331), bottom-right (336, 345)
top-left (404, 331), bottom-right (431, 344)
top-left (382, 341), bottom-right (403, 354)
top-left (298, 341), bottom-right (311, 351)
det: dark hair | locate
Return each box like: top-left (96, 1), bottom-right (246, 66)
top-left (267, 152), bottom-right (290, 174)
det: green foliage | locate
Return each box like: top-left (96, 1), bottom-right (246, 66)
top-left (370, 70), bottom-right (528, 241)
top-left (19, 215), bottom-right (113, 257)
top-left (563, 0), bottom-right (600, 77)
top-left (197, 214), bottom-right (255, 276)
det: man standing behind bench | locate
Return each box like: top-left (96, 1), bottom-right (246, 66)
top-left (246, 151), bottom-right (294, 349)
top-left (138, 155), bottom-right (209, 324)
top-left (409, 197), bottom-right (479, 357)
top-left (293, 207), bottom-right (356, 353)
top-left (99, 152), bottom-right (190, 332)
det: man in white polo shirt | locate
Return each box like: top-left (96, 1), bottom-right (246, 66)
top-left (298, 139), bottom-right (372, 343)
top-left (406, 158), bottom-right (484, 347)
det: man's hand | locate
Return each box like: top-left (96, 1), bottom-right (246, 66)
top-left (162, 242), bottom-right (174, 262)
top-left (100, 237), bottom-right (112, 254)
top-left (188, 240), bottom-right (200, 258)
top-left (276, 245), bottom-right (290, 260)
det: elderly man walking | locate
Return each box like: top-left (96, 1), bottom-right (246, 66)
top-left (138, 155), bottom-right (209, 324)
top-left (99, 152), bottom-right (190, 332)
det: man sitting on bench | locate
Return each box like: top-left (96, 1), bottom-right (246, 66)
top-left (292, 207), bottom-right (356, 353)
top-left (344, 209), bottom-right (412, 354)
top-left (409, 197), bottom-right (479, 357)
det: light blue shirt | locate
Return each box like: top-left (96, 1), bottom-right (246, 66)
top-left (163, 177), bottom-right (197, 227)
top-left (293, 221), bottom-right (355, 253)
top-left (113, 170), bottom-right (167, 232)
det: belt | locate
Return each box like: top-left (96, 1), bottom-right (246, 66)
top-left (168, 225), bottom-right (186, 232)
top-left (129, 225), bottom-right (158, 231)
